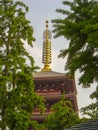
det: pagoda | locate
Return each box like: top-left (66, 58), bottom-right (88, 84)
top-left (32, 21), bottom-right (78, 122)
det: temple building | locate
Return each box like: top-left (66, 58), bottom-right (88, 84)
top-left (32, 21), bottom-right (78, 122)
top-left (66, 118), bottom-right (98, 130)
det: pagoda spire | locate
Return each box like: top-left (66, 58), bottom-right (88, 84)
top-left (41, 20), bottom-right (52, 71)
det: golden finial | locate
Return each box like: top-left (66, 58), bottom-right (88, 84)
top-left (46, 20), bottom-right (48, 27)
top-left (41, 20), bottom-right (52, 71)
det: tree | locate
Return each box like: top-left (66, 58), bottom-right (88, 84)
top-left (52, 0), bottom-right (98, 87)
top-left (44, 96), bottom-right (79, 130)
top-left (0, 0), bottom-right (45, 130)
top-left (81, 85), bottom-right (98, 119)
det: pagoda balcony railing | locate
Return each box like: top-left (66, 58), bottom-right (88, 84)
top-left (31, 113), bottom-right (52, 120)
top-left (33, 108), bottom-right (52, 114)
top-left (37, 92), bottom-right (76, 100)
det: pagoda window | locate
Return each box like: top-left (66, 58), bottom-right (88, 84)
top-left (52, 84), bottom-right (55, 87)
top-left (45, 103), bottom-right (51, 113)
top-left (36, 89), bottom-right (41, 93)
top-left (43, 88), bottom-right (48, 93)
top-left (49, 88), bottom-right (54, 93)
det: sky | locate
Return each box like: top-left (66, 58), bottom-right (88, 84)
top-left (22, 0), bottom-right (96, 117)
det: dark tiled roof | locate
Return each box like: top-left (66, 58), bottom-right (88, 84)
top-left (65, 118), bottom-right (98, 130)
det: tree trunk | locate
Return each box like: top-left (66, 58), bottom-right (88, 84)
top-left (2, 104), bottom-right (6, 130)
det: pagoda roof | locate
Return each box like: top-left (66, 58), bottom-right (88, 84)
top-left (33, 71), bottom-right (68, 79)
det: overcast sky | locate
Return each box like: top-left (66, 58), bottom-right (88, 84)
top-left (22, 0), bottom-right (96, 117)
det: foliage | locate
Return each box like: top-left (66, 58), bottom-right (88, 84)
top-left (0, 0), bottom-right (45, 130)
top-left (81, 85), bottom-right (98, 119)
top-left (44, 96), bottom-right (79, 130)
top-left (52, 0), bottom-right (98, 87)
